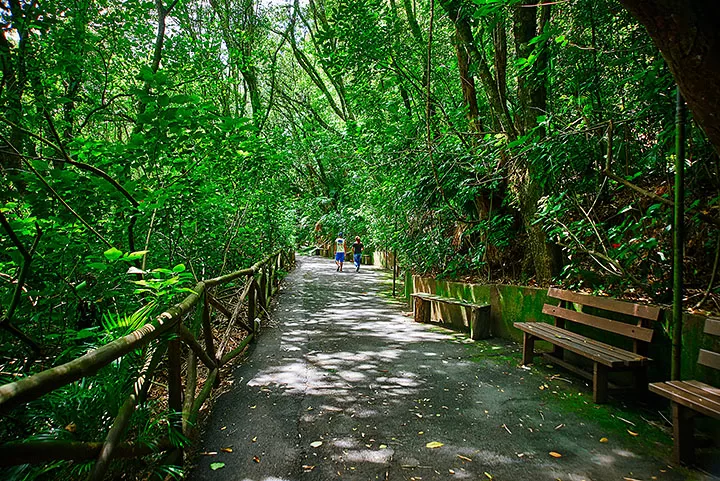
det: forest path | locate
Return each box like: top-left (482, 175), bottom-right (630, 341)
top-left (187, 255), bottom-right (696, 481)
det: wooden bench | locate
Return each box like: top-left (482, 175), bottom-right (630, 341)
top-left (411, 292), bottom-right (491, 340)
top-left (649, 317), bottom-right (720, 465)
top-left (514, 288), bottom-right (661, 403)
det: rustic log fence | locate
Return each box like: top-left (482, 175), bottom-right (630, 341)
top-left (0, 249), bottom-right (295, 479)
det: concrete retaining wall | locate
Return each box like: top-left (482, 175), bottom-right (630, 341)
top-left (410, 275), bottom-right (720, 386)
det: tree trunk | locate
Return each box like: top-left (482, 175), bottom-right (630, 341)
top-left (439, 0), bottom-right (516, 137)
top-left (513, 1), bottom-right (555, 284)
top-left (618, 0), bottom-right (720, 154)
top-left (454, 31), bottom-right (482, 132)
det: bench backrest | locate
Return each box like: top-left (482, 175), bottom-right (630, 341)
top-left (699, 317), bottom-right (720, 371)
top-left (543, 287), bottom-right (662, 343)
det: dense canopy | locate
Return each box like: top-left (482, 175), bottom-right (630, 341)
top-left (1, 0), bottom-right (720, 477)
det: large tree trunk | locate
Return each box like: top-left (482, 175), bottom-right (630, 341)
top-left (618, 0), bottom-right (720, 154)
top-left (513, 1), bottom-right (555, 284)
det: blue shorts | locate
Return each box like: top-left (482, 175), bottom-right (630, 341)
top-left (335, 252), bottom-right (345, 262)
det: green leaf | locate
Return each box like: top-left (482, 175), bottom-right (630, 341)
top-left (210, 462), bottom-right (225, 470)
top-left (123, 250), bottom-right (149, 261)
top-left (172, 263), bottom-right (186, 273)
top-left (104, 247), bottom-right (123, 261)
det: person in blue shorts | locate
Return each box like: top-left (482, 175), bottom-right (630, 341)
top-left (352, 236), bottom-right (363, 272)
top-left (334, 232), bottom-right (346, 272)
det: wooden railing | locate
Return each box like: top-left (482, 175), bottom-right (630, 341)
top-left (0, 249), bottom-right (295, 479)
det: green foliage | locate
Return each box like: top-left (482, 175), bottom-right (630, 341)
top-left (1, 0), bottom-right (720, 477)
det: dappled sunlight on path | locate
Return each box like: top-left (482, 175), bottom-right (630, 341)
top-left (188, 256), bottom-right (705, 481)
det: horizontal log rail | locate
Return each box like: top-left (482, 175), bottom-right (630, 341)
top-left (0, 248), bottom-right (295, 479)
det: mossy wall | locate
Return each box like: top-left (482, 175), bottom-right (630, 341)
top-left (411, 276), bottom-right (720, 386)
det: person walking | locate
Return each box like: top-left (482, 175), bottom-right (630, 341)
top-left (334, 232), bottom-right (346, 272)
top-left (352, 236), bottom-right (363, 272)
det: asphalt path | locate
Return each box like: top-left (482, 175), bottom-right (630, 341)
top-left (187, 255), bottom-right (709, 481)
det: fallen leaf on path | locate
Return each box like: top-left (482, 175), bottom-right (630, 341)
top-left (457, 455), bottom-right (472, 462)
top-left (200, 452), bottom-right (218, 456)
top-left (484, 472), bottom-right (494, 479)
top-left (220, 447), bottom-right (233, 453)
top-left (253, 456), bottom-right (260, 463)
top-left (549, 451), bottom-right (562, 458)
top-left (599, 437), bottom-right (609, 443)
top-left (310, 441), bottom-right (323, 448)
top-left (379, 444), bottom-right (388, 449)
top-left (627, 430), bottom-right (639, 437)
top-left (252, 436), bottom-right (257, 443)
top-left (210, 462), bottom-right (225, 470)
top-left (220, 426), bottom-right (227, 431)
top-left (425, 441), bottom-right (444, 449)
top-left (302, 465), bottom-right (315, 472)
top-left (554, 424), bottom-right (565, 430)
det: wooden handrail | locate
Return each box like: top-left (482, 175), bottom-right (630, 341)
top-left (0, 285), bottom-right (202, 411)
top-left (0, 248), bottom-right (294, 474)
top-left (0, 249), bottom-right (289, 411)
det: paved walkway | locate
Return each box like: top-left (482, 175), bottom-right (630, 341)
top-left (188, 256), bottom-right (712, 481)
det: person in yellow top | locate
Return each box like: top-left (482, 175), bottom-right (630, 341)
top-left (334, 232), bottom-right (346, 272)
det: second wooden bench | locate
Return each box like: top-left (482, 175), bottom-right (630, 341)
top-left (411, 292), bottom-right (491, 340)
top-left (514, 288), bottom-right (662, 403)
top-left (648, 317), bottom-right (720, 465)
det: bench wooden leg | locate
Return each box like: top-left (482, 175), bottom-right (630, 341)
top-left (470, 306), bottom-right (491, 340)
top-left (672, 402), bottom-right (695, 466)
top-left (414, 297), bottom-right (430, 323)
top-left (521, 333), bottom-right (535, 365)
top-left (593, 363), bottom-right (609, 404)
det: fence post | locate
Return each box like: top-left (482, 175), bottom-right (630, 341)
top-left (167, 332), bottom-right (183, 464)
top-left (259, 268), bottom-right (268, 311)
top-left (248, 276), bottom-right (257, 333)
top-left (201, 293), bottom-right (216, 363)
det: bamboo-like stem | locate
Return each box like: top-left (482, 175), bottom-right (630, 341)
top-left (672, 90), bottom-right (686, 381)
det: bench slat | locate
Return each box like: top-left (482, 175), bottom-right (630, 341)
top-left (411, 293), bottom-right (488, 309)
top-left (518, 322), bottom-right (642, 363)
top-left (685, 380), bottom-right (720, 399)
top-left (535, 324), bottom-right (645, 362)
top-left (698, 349), bottom-right (720, 371)
top-left (515, 322), bottom-right (647, 367)
top-left (547, 287), bottom-right (661, 321)
top-left (649, 381), bottom-right (720, 419)
top-left (704, 317), bottom-right (720, 337)
top-left (542, 304), bottom-right (654, 342)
